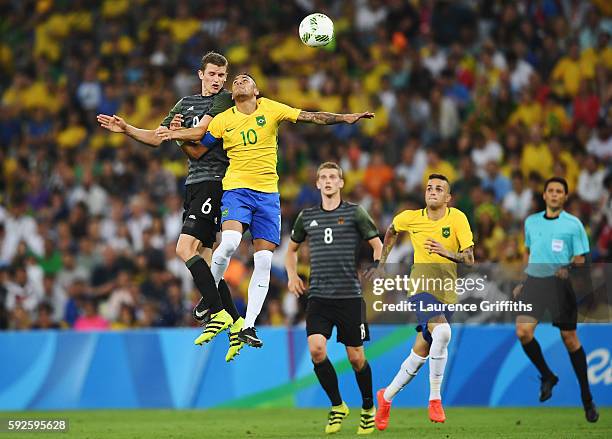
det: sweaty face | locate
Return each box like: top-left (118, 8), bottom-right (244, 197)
top-left (543, 182), bottom-right (567, 209)
top-left (232, 74), bottom-right (258, 99)
top-left (425, 178), bottom-right (451, 208)
top-left (316, 169), bottom-right (344, 197)
top-left (198, 63), bottom-right (227, 95)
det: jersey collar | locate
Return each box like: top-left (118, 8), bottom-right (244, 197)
top-left (321, 199), bottom-right (343, 212)
top-left (543, 210), bottom-right (563, 220)
top-left (422, 207), bottom-right (450, 220)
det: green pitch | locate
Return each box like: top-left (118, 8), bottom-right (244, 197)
top-left (3, 408), bottom-right (610, 438)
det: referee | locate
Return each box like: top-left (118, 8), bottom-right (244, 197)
top-left (514, 177), bottom-right (598, 422)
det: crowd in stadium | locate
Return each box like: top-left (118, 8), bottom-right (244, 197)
top-left (0, 0), bottom-right (611, 330)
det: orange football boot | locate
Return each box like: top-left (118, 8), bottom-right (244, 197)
top-left (428, 399), bottom-right (446, 423)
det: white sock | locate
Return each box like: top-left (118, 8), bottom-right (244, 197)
top-left (429, 323), bottom-right (451, 401)
top-left (244, 250), bottom-right (273, 328)
top-left (211, 230), bottom-right (242, 284)
top-left (383, 350), bottom-right (427, 402)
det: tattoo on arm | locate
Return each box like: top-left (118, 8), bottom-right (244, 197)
top-left (445, 246), bottom-right (475, 265)
top-left (379, 225), bottom-right (399, 264)
top-left (297, 111), bottom-right (345, 125)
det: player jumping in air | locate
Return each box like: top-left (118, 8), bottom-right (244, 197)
top-left (374, 174), bottom-right (474, 429)
top-left (159, 73), bottom-right (374, 348)
top-left (97, 52), bottom-right (244, 361)
top-left (514, 177), bottom-right (599, 422)
top-left (285, 162), bottom-right (382, 435)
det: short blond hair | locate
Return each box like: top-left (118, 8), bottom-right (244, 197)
top-left (317, 162), bottom-right (343, 179)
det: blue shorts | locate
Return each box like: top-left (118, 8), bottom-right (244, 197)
top-left (409, 292), bottom-right (453, 345)
top-left (221, 189), bottom-right (281, 245)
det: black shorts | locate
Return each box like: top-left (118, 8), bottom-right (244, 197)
top-left (306, 297), bottom-right (370, 347)
top-left (181, 181), bottom-right (223, 248)
top-left (516, 275), bottom-right (577, 330)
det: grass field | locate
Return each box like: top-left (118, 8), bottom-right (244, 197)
top-left (2, 408), bottom-right (610, 438)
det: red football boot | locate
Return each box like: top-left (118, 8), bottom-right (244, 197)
top-left (428, 399), bottom-right (446, 423)
top-left (375, 388), bottom-right (392, 430)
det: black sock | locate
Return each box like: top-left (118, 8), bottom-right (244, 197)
top-left (354, 361), bottom-right (373, 409)
top-left (522, 338), bottom-right (554, 379)
top-left (313, 357), bottom-right (342, 407)
top-left (186, 256), bottom-right (223, 313)
top-left (569, 346), bottom-right (592, 404)
top-left (218, 279), bottom-right (240, 322)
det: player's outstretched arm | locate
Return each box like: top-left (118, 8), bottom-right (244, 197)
top-left (297, 110), bottom-right (374, 125)
top-left (156, 115), bottom-right (214, 142)
top-left (285, 241), bottom-right (306, 297)
top-left (424, 240), bottom-right (475, 266)
top-left (96, 114), bottom-right (164, 147)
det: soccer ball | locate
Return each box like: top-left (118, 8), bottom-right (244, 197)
top-left (299, 13), bottom-right (334, 47)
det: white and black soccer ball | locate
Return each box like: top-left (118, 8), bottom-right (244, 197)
top-left (299, 13), bottom-right (334, 47)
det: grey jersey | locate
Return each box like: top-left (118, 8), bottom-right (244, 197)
top-left (291, 201), bottom-right (379, 299)
top-left (161, 90), bottom-right (233, 186)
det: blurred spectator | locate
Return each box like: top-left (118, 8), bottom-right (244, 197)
top-left (111, 303), bottom-right (137, 330)
top-left (394, 137), bottom-right (427, 193)
top-left (41, 274), bottom-right (67, 323)
top-left (127, 196), bottom-right (152, 252)
top-left (551, 40), bottom-right (587, 98)
top-left (31, 303), bottom-right (61, 329)
top-left (471, 131), bottom-right (503, 173)
top-left (452, 156), bottom-right (481, 219)
top-left (573, 80), bottom-right (601, 129)
top-left (577, 155), bottom-right (607, 204)
top-left (586, 121), bottom-right (612, 161)
top-left (74, 296), bottom-right (109, 330)
top-left (363, 151), bottom-right (394, 198)
top-left (160, 278), bottom-right (188, 327)
top-left (5, 265), bottom-right (43, 313)
top-left (423, 149), bottom-right (457, 186)
top-left (103, 270), bottom-right (136, 322)
top-left (68, 169), bottom-right (108, 216)
top-left (503, 171), bottom-right (533, 221)
top-left (1, 195), bottom-right (43, 263)
top-left (521, 125), bottom-right (553, 179)
top-left (481, 161), bottom-right (512, 203)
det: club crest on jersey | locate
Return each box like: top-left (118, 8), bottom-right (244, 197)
top-left (256, 115), bottom-right (266, 126)
top-left (442, 226), bottom-right (450, 238)
top-left (337, 217), bottom-right (344, 224)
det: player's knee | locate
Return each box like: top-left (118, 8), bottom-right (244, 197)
top-left (309, 344), bottom-right (327, 363)
top-left (176, 235), bottom-right (199, 262)
top-left (347, 350), bottom-right (365, 370)
top-left (216, 230), bottom-right (242, 258)
top-left (431, 323), bottom-right (451, 345)
top-left (515, 324), bottom-right (534, 343)
top-left (560, 331), bottom-right (580, 351)
top-left (253, 250), bottom-right (273, 271)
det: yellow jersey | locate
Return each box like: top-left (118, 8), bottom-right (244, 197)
top-left (392, 207), bottom-right (474, 303)
top-left (207, 97), bottom-right (301, 193)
